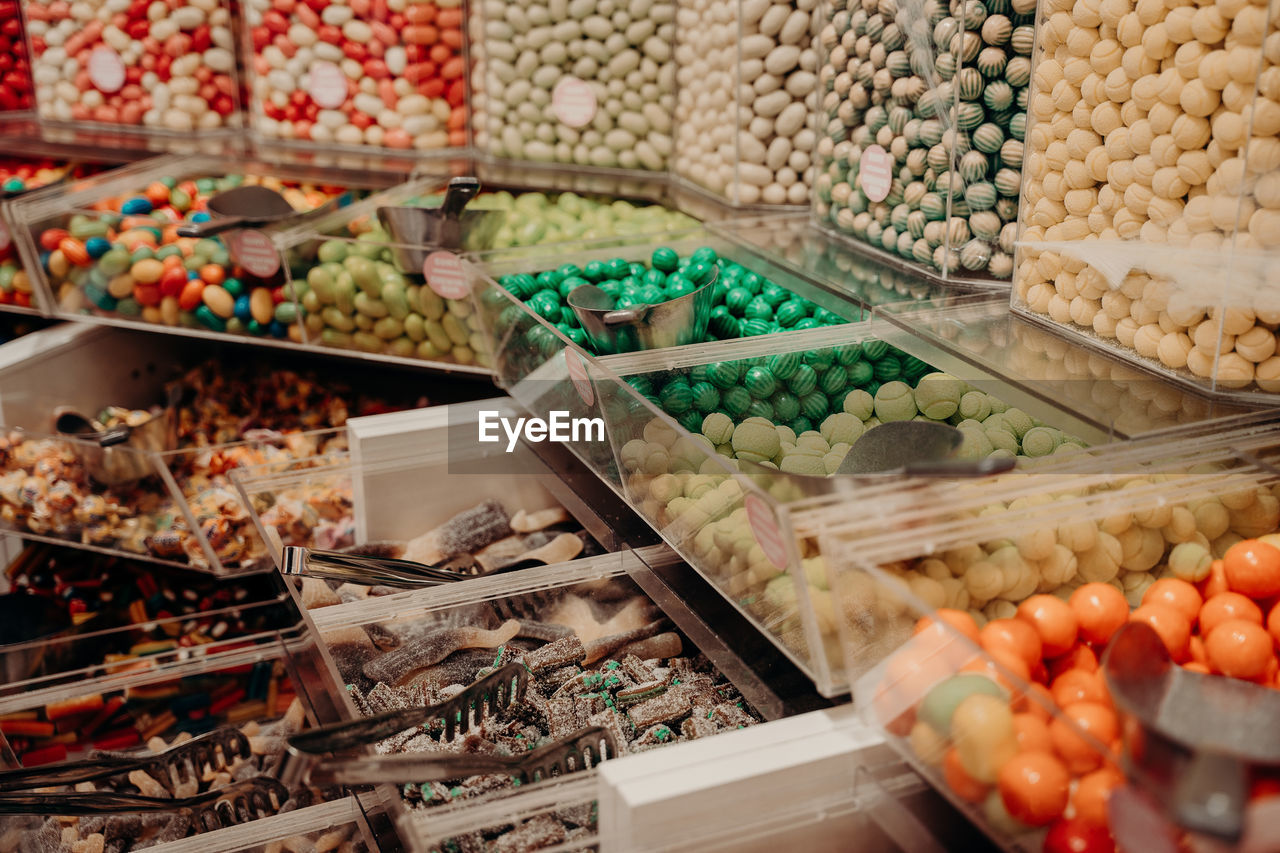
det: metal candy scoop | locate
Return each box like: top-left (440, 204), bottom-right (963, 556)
top-left (836, 421), bottom-right (1016, 476)
top-left (175, 185), bottom-right (341, 238)
top-left (377, 177), bottom-right (507, 269)
top-left (566, 266), bottom-right (719, 355)
top-left (53, 407), bottom-right (173, 486)
top-left (1103, 622), bottom-right (1280, 842)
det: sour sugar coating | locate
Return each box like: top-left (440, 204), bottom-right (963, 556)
top-left (674, 0), bottom-right (821, 204)
top-left (25, 0), bottom-right (238, 130)
top-left (245, 0), bottom-right (466, 150)
top-left (470, 0), bottom-right (678, 170)
top-left (402, 499), bottom-right (513, 564)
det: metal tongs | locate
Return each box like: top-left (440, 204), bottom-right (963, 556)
top-left (0, 777), bottom-right (289, 826)
top-left (1103, 622), bottom-right (1280, 842)
top-left (0, 727), bottom-right (250, 793)
top-left (0, 727), bottom-right (286, 823)
top-left (277, 663), bottom-right (615, 787)
top-left (280, 533), bottom-right (585, 589)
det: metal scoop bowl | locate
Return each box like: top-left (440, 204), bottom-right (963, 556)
top-left (1103, 621), bottom-right (1280, 842)
top-left (53, 407), bottom-right (173, 486)
top-left (566, 266), bottom-right (719, 355)
top-left (175, 185), bottom-right (342, 239)
top-left (376, 177), bottom-right (508, 270)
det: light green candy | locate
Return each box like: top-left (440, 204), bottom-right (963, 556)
top-left (874, 381), bottom-right (917, 422)
top-left (731, 421), bottom-right (782, 459)
top-left (989, 448), bottom-right (1016, 462)
top-left (864, 416), bottom-right (881, 428)
top-left (1002, 408), bottom-right (1034, 438)
top-left (987, 398), bottom-right (1010, 414)
top-left (914, 373), bottom-right (965, 420)
top-left (797, 433), bottom-right (831, 453)
top-left (645, 419), bottom-right (679, 447)
top-left (780, 454), bottom-right (828, 476)
top-left (956, 429), bottom-right (994, 459)
top-left (713, 444), bottom-right (734, 460)
top-left (774, 424), bottom-right (798, 446)
top-left (955, 418), bottom-right (986, 432)
top-left (1053, 443), bottom-right (1085, 456)
top-left (843, 388), bottom-right (875, 420)
top-left (649, 473), bottom-right (682, 502)
top-left (823, 449), bottom-right (849, 473)
top-left (1020, 426), bottom-right (1061, 457)
top-left (983, 412), bottom-right (1009, 432)
top-left (986, 428), bottom-right (1020, 455)
top-left (821, 413), bottom-right (866, 446)
top-left (958, 391), bottom-right (992, 421)
top-left (702, 412), bottom-right (734, 445)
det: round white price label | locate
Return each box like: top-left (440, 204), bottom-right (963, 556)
top-left (226, 230), bottom-right (280, 278)
top-left (746, 492), bottom-right (788, 569)
top-left (565, 349), bottom-right (594, 406)
top-left (308, 61), bottom-right (348, 109)
top-left (552, 77), bottom-right (597, 129)
top-left (423, 251), bottom-right (470, 299)
top-left (859, 144), bottom-right (894, 203)
top-left (88, 47), bottom-right (125, 94)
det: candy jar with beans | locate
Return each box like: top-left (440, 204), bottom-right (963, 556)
top-left (470, 0), bottom-right (678, 171)
top-left (812, 0), bottom-right (1032, 283)
top-left (21, 0), bottom-right (240, 131)
top-left (1011, 0), bottom-right (1280, 400)
top-left (673, 0), bottom-right (821, 205)
top-left (0, 0), bottom-right (35, 113)
top-left (244, 0), bottom-right (468, 151)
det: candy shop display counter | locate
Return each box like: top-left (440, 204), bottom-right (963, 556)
top-left (276, 174), bottom-right (700, 373)
top-left (0, 324), bottom-right (489, 574)
top-left (811, 419), bottom-right (1280, 850)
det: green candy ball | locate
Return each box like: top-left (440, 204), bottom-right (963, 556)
top-left (874, 381), bottom-right (917, 422)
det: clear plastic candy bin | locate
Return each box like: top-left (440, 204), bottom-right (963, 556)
top-left (672, 0), bottom-right (820, 206)
top-left (1010, 0), bottom-right (1280, 400)
top-left (812, 0), bottom-right (1035, 284)
top-left (7, 154), bottom-right (374, 344)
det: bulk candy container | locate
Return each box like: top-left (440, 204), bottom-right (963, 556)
top-left (672, 0), bottom-right (820, 205)
top-left (1010, 0), bottom-right (1280, 400)
top-left (812, 0), bottom-right (1035, 284)
top-left (469, 0), bottom-right (678, 172)
top-left (21, 0), bottom-right (240, 133)
top-left (242, 0), bottom-right (467, 153)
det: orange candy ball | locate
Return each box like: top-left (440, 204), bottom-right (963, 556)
top-left (1129, 603), bottom-right (1192, 661)
top-left (980, 618), bottom-right (1043, 669)
top-left (1051, 669), bottom-right (1111, 709)
top-left (1050, 702), bottom-right (1119, 775)
top-left (1205, 619), bottom-right (1274, 680)
top-left (1223, 540), bottom-right (1280, 599)
top-left (915, 609), bottom-right (981, 645)
top-left (1070, 584), bottom-right (1129, 647)
top-left (1199, 592), bottom-right (1264, 637)
top-left (1017, 595), bottom-right (1079, 658)
top-left (1013, 713), bottom-right (1054, 754)
top-left (944, 747), bottom-right (989, 803)
top-left (1268, 601), bottom-right (1280, 647)
top-left (1073, 766), bottom-right (1124, 828)
top-left (1200, 558), bottom-right (1231, 599)
top-left (998, 751), bottom-right (1071, 826)
top-left (1142, 578), bottom-right (1203, 623)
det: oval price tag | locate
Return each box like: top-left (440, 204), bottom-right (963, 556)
top-left (859, 144), bottom-right (894, 203)
top-left (226, 230), bottom-right (280, 278)
top-left (565, 349), bottom-right (594, 406)
top-left (88, 47), bottom-right (125, 94)
top-left (423, 251), bottom-right (470, 299)
top-left (552, 77), bottom-right (597, 128)
top-left (308, 61), bottom-right (348, 109)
